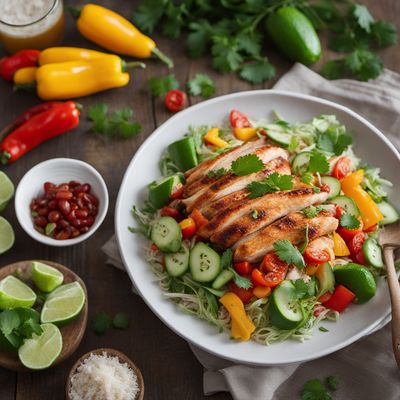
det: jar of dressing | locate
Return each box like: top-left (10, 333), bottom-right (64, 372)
top-left (0, 0), bottom-right (65, 53)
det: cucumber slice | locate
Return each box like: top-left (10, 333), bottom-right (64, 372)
top-left (330, 195), bottom-right (360, 217)
top-left (148, 174), bottom-right (183, 209)
top-left (165, 244), bottom-right (190, 277)
top-left (268, 280), bottom-right (303, 330)
top-left (189, 242), bottom-right (221, 283)
top-left (151, 217), bottom-right (182, 253)
top-left (315, 262), bottom-right (335, 295)
top-left (168, 137), bottom-right (198, 172)
top-left (212, 270), bottom-right (234, 290)
top-left (320, 176), bottom-right (341, 199)
top-left (363, 238), bottom-right (384, 268)
top-left (377, 201), bottom-right (399, 225)
top-left (265, 124), bottom-right (291, 148)
top-left (292, 152), bottom-right (311, 174)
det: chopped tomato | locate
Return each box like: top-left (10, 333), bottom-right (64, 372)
top-left (322, 285), bottom-right (355, 312)
top-left (170, 184), bottom-right (184, 199)
top-left (165, 89), bottom-right (187, 112)
top-left (320, 184), bottom-right (330, 193)
top-left (179, 217), bottom-right (196, 239)
top-left (335, 206), bottom-right (345, 220)
top-left (260, 252), bottom-right (288, 274)
top-left (354, 249), bottom-right (366, 265)
top-left (347, 232), bottom-right (365, 255)
top-left (251, 268), bottom-right (284, 288)
top-left (151, 243), bottom-right (159, 252)
top-left (190, 208), bottom-right (208, 229)
top-left (332, 156), bottom-right (352, 180)
top-left (228, 281), bottom-right (253, 304)
top-left (304, 246), bottom-right (331, 265)
top-left (160, 206), bottom-right (181, 220)
top-left (318, 292), bottom-right (332, 303)
top-left (234, 261), bottom-right (253, 276)
top-left (229, 109), bottom-right (251, 128)
top-left (336, 218), bottom-right (363, 242)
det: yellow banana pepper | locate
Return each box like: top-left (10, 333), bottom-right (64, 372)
top-left (69, 4), bottom-right (173, 68)
top-left (13, 67), bottom-right (37, 84)
top-left (341, 170), bottom-right (383, 229)
top-left (39, 47), bottom-right (109, 65)
top-left (219, 292), bottom-right (255, 341)
top-left (332, 232), bottom-right (350, 256)
top-left (234, 127), bottom-right (258, 141)
top-left (204, 128), bottom-right (228, 148)
top-left (36, 56), bottom-right (145, 100)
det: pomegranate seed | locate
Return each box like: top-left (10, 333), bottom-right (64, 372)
top-left (86, 216), bottom-right (95, 227)
top-left (48, 211), bottom-right (61, 223)
top-left (68, 181), bottom-right (80, 188)
top-left (37, 198), bottom-right (48, 207)
top-left (71, 218), bottom-right (83, 228)
top-left (34, 216), bottom-right (47, 228)
top-left (80, 227), bottom-right (89, 234)
top-left (71, 229), bottom-right (80, 238)
top-left (56, 184), bottom-right (69, 191)
top-left (70, 203), bottom-right (79, 211)
top-left (56, 190), bottom-right (73, 200)
top-left (76, 198), bottom-right (84, 209)
top-left (37, 207), bottom-right (49, 217)
top-left (55, 230), bottom-right (71, 240)
top-left (59, 219), bottom-right (70, 228)
top-left (66, 210), bottom-right (76, 222)
top-left (48, 200), bottom-right (58, 210)
top-left (58, 200), bottom-right (71, 216)
top-left (45, 190), bottom-right (56, 200)
top-left (30, 201), bottom-right (38, 211)
top-left (44, 182), bottom-right (55, 192)
top-left (75, 209), bottom-right (88, 219)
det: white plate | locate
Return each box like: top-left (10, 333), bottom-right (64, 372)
top-left (115, 90), bottom-right (400, 366)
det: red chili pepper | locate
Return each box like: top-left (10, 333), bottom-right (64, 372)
top-left (0, 101), bottom-right (80, 164)
top-left (0, 49), bottom-right (40, 81)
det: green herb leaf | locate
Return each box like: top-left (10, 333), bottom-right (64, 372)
top-left (313, 187), bottom-right (321, 193)
top-left (274, 240), bottom-right (305, 269)
top-left (319, 326), bottom-right (329, 333)
top-left (231, 154), bottom-right (264, 176)
top-left (301, 378), bottom-right (332, 400)
top-left (221, 249), bottom-right (233, 270)
top-left (211, 36), bottom-right (243, 73)
top-left (344, 49), bottom-right (383, 81)
top-left (20, 318), bottom-right (43, 338)
top-left (340, 214), bottom-right (361, 229)
top-left (293, 278), bottom-right (315, 299)
top-left (326, 375), bottom-right (338, 391)
top-left (372, 21), bottom-right (397, 47)
top-left (317, 130), bottom-right (353, 156)
top-left (112, 313), bottom-right (129, 329)
top-left (239, 57), bottom-right (276, 84)
top-left (302, 206), bottom-right (324, 219)
top-left (187, 73), bottom-right (215, 98)
top-left (131, 0), bottom-right (167, 34)
top-left (353, 4), bottom-right (374, 33)
top-left (147, 74), bottom-right (179, 97)
top-left (91, 312), bottom-right (111, 335)
top-left (0, 309), bottom-right (20, 336)
top-left (228, 267), bottom-right (252, 289)
top-left (308, 152), bottom-right (330, 174)
top-left (187, 20), bottom-right (212, 58)
top-left (321, 60), bottom-right (346, 80)
top-left (205, 291), bottom-right (219, 318)
top-left (301, 173), bottom-right (314, 185)
top-left (247, 173), bottom-right (293, 199)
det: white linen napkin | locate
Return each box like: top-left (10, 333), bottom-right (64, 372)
top-left (103, 63), bottom-right (400, 400)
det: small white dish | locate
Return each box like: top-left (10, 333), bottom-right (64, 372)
top-left (15, 158), bottom-right (108, 246)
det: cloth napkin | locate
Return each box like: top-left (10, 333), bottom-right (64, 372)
top-left (103, 63), bottom-right (400, 400)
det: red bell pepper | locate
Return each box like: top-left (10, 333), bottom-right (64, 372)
top-left (234, 261), bottom-right (253, 276)
top-left (190, 208), bottom-right (208, 229)
top-left (0, 49), bottom-right (40, 81)
top-left (228, 281), bottom-right (253, 304)
top-left (322, 285), bottom-right (356, 312)
top-left (179, 217), bottom-right (196, 239)
top-left (0, 101), bottom-right (80, 164)
top-left (160, 206), bottom-right (181, 220)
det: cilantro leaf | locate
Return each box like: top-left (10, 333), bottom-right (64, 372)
top-left (131, 0), bottom-right (167, 34)
top-left (353, 4), bottom-right (374, 33)
top-left (162, 3), bottom-right (187, 38)
top-left (207, 168), bottom-right (227, 179)
top-left (301, 173), bottom-right (314, 185)
top-left (239, 58), bottom-right (276, 84)
top-left (246, 173), bottom-right (293, 199)
top-left (221, 249), bottom-right (233, 270)
top-left (0, 309), bottom-right (20, 335)
top-left (231, 154), bottom-right (264, 176)
top-left (228, 267), bottom-right (252, 289)
top-left (237, 30), bottom-right (262, 57)
top-left (20, 318), bottom-right (43, 338)
top-left (274, 240), bottom-right (305, 269)
top-left (326, 376), bottom-right (338, 391)
top-left (301, 378), bottom-right (332, 400)
top-left (340, 214), bottom-right (361, 229)
top-left (91, 312), bottom-right (111, 335)
top-left (112, 313), bottom-right (129, 329)
top-left (321, 60), bottom-right (346, 80)
top-left (308, 152), bottom-right (330, 174)
top-left (293, 278), bottom-right (315, 299)
top-left (187, 73), bottom-right (215, 98)
top-left (211, 36), bottom-right (243, 73)
top-left (372, 21), bottom-right (397, 47)
top-left (187, 21), bottom-right (212, 58)
top-left (302, 206), bottom-right (318, 219)
top-left (147, 74), bottom-right (179, 97)
top-left (344, 49), bottom-right (383, 81)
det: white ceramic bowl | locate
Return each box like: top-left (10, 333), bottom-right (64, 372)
top-left (15, 158), bottom-right (108, 246)
top-left (115, 90), bottom-right (400, 366)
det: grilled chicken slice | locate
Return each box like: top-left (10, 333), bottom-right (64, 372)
top-left (201, 189), bottom-right (249, 219)
top-left (233, 209), bottom-right (338, 263)
top-left (184, 145), bottom-right (289, 198)
top-left (199, 187), bottom-right (329, 247)
top-left (182, 156), bottom-right (291, 213)
top-left (184, 139), bottom-right (267, 186)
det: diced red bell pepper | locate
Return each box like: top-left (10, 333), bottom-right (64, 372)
top-left (190, 208), bottom-right (208, 229)
top-left (322, 285), bottom-right (356, 313)
top-left (179, 217), bottom-right (196, 239)
top-left (160, 206), bottom-right (181, 220)
top-left (228, 281), bottom-right (253, 304)
top-left (234, 261), bottom-right (253, 276)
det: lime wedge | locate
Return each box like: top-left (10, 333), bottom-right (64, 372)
top-left (41, 282), bottom-right (85, 326)
top-left (18, 323), bottom-right (62, 370)
top-left (31, 262), bottom-right (64, 293)
top-left (0, 276), bottom-right (36, 309)
top-left (0, 172), bottom-right (14, 212)
top-left (0, 217), bottom-right (14, 255)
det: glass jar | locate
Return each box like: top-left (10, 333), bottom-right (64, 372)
top-left (0, 0), bottom-right (65, 53)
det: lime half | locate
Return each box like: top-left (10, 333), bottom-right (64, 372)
top-left (18, 323), bottom-right (62, 370)
top-left (0, 276), bottom-right (36, 309)
top-left (41, 282), bottom-right (85, 326)
top-left (31, 262), bottom-right (64, 293)
top-left (0, 172), bottom-right (14, 212)
top-left (0, 217), bottom-right (14, 255)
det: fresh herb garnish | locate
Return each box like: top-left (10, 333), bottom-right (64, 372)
top-left (274, 240), bottom-right (305, 269)
top-left (207, 168), bottom-right (227, 179)
top-left (301, 378), bottom-right (332, 400)
top-left (239, 57), bottom-right (276, 84)
top-left (231, 154), bottom-right (264, 176)
top-left (340, 214), bottom-right (361, 229)
top-left (293, 278), bottom-right (315, 299)
top-left (87, 104), bottom-right (141, 139)
top-left (308, 151), bottom-right (330, 174)
top-left (319, 326), bottom-right (329, 333)
top-left (326, 375), bottom-right (339, 391)
top-left (112, 312), bottom-right (130, 329)
top-left (316, 129), bottom-right (353, 155)
top-left (187, 73), bottom-right (215, 98)
top-left (246, 173), bottom-right (293, 199)
top-left (147, 73), bottom-right (179, 97)
top-left (91, 312), bottom-right (111, 335)
top-left (303, 206), bottom-right (324, 219)
top-left (228, 267), bottom-right (252, 289)
top-left (221, 249), bottom-right (233, 270)
top-left (301, 173), bottom-right (314, 185)
top-left (313, 187), bottom-right (321, 193)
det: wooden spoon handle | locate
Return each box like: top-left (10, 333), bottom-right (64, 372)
top-left (383, 245), bottom-right (400, 368)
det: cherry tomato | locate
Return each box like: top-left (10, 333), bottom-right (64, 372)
top-left (229, 109), bottom-right (251, 128)
top-left (332, 156), bottom-right (352, 180)
top-left (336, 218), bottom-right (363, 242)
top-left (364, 223), bottom-right (378, 233)
top-left (260, 252), bottom-right (288, 274)
top-left (228, 281), bottom-right (253, 304)
top-left (170, 184), bottom-right (184, 199)
top-left (234, 261), bottom-right (253, 276)
top-left (165, 89), bottom-right (187, 113)
top-left (347, 232), bottom-right (365, 255)
top-left (354, 249), bottom-right (366, 265)
top-left (304, 247), bottom-right (331, 265)
top-left (160, 206), bottom-right (181, 220)
top-left (251, 269), bottom-right (284, 288)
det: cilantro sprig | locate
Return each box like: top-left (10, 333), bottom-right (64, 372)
top-left (187, 73), bottom-right (215, 98)
top-left (231, 154), bottom-right (264, 176)
top-left (340, 213), bottom-right (361, 230)
top-left (274, 240), bottom-right (305, 269)
top-left (246, 173), bottom-right (293, 199)
top-left (91, 312), bottom-right (130, 335)
top-left (301, 375), bottom-right (339, 400)
top-left (220, 249), bottom-right (252, 289)
top-left (147, 74), bottom-right (179, 97)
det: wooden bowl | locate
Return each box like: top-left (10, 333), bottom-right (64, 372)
top-left (66, 348), bottom-right (145, 400)
top-left (0, 260), bottom-right (88, 372)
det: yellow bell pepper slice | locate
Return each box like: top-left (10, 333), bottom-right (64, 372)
top-left (332, 232), bottom-right (350, 256)
top-left (253, 286), bottom-right (271, 299)
top-left (220, 292), bottom-right (255, 341)
top-left (204, 128), bottom-right (228, 148)
top-left (13, 67), bottom-right (37, 84)
top-left (341, 170), bottom-right (383, 229)
top-left (234, 127), bottom-right (258, 141)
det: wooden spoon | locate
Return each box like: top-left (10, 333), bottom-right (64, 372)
top-left (0, 260), bottom-right (88, 372)
top-left (66, 348), bottom-right (144, 400)
top-left (378, 221), bottom-right (400, 368)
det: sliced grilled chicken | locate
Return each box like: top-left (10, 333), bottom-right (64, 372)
top-left (182, 156), bottom-right (291, 213)
top-left (201, 189), bottom-right (249, 219)
top-left (233, 210), bottom-right (338, 263)
top-left (184, 145), bottom-right (289, 198)
top-left (184, 138), bottom-right (267, 186)
top-left (199, 187), bottom-right (329, 247)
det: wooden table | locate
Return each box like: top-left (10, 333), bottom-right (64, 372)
top-left (0, 1), bottom-right (399, 398)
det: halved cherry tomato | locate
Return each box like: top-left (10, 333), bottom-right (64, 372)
top-left (347, 232), bottom-right (365, 255)
top-left (234, 261), bottom-right (253, 276)
top-left (332, 156), bottom-right (352, 180)
top-left (165, 89), bottom-right (187, 113)
top-left (260, 252), bottom-right (288, 274)
top-left (229, 109), bottom-right (251, 128)
top-left (170, 184), bottom-right (184, 199)
top-left (323, 284), bottom-right (355, 312)
top-left (251, 269), bottom-right (284, 288)
top-left (304, 247), bottom-right (331, 265)
top-left (160, 206), bottom-right (181, 220)
top-left (354, 249), bottom-right (366, 265)
top-left (336, 218), bottom-right (363, 242)
top-left (190, 208), bottom-right (208, 229)
top-left (228, 281), bottom-right (253, 304)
